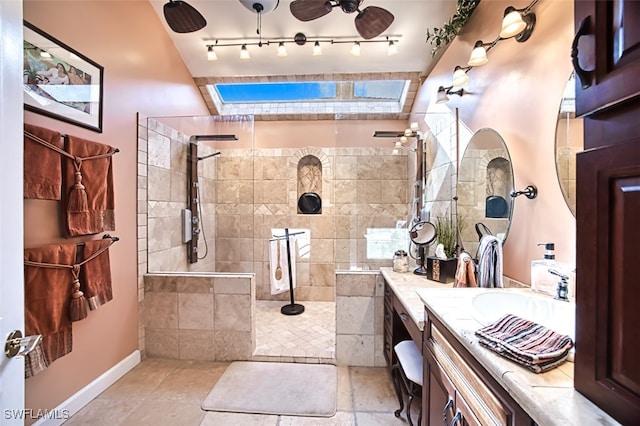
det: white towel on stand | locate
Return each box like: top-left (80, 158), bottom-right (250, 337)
top-left (269, 239), bottom-right (297, 295)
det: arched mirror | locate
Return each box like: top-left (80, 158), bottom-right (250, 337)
top-left (555, 73), bottom-right (583, 217)
top-left (457, 128), bottom-right (514, 256)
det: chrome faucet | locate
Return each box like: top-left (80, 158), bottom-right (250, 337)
top-left (549, 269), bottom-right (569, 302)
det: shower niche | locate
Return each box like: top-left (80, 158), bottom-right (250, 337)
top-left (297, 155), bottom-right (322, 214)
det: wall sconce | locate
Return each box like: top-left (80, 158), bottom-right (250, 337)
top-left (500, 4), bottom-right (537, 42)
top-left (510, 185), bottom-right (538, 199)
top-left (436, 86), bottom-right (464, 104)
top-left (452, 66), bottom-right (470, 87)
top-left (205, 32), bottom-right (400, 60)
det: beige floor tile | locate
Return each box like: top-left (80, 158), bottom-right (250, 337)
top-left (355, 411), bottom-right (406, 425)
top-left (98, 358), bottom-right (181, 400)
top-left (120, 401), bottom-right (205, 426)
top-left (63, 398), bottom-right (143, 426)
top-left (147, 363), bottom-right (227, 403)
top-left (279, 411), bottom-right (356, 425)
top-left (199, 412), bottom-right (278, 426)
top-left (350, 367), bottom-right (398, 412)
top-left (336, 366), bottom-right (353, 412)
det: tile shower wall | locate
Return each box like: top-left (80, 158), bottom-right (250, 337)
top-left (138, 117), bottom-right (410, 306)
top-left (144, 273), bottom-right (254, 361)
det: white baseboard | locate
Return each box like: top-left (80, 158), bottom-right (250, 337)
top-left (33, 350), bottom-right (141, 426)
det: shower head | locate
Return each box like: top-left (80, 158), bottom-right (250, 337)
top-left (197, 152), bottom-right (221, 161)
top-left (193, 134), bottom-right (238, 142)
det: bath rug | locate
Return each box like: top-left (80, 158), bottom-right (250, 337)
top-left (201, 361), bottom-right (337, 417)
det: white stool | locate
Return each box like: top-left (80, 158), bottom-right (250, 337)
top-left (391, 340), bottom-right (423, 426)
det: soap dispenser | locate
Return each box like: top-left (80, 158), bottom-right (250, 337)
top-left (531, 243), bottom-right (568, 297)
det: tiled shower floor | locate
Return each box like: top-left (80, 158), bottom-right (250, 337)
top-left (253, 300), bottom-right (335, 363)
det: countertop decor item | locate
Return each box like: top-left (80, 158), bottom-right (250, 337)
top-left (23, 21), bottom-right (104, 133)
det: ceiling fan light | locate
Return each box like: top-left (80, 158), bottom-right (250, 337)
top-left (435, 86), bottom-right (449, 104)
top-left (387, 40), bottom-right (398, 56)
top-left (500, 7), bottom-right (527, 38)
top-left (452, 66), bottom-right (469, 87)
top-left (207, 46), bottom-right (218, 61)
top-left (350, 41), bottom-right (361, 57)
top-left (312, 41), bottom-right (323, 56)
top-left (277, 42), bottom-right (288, 57)
top-left (468, 41), bottom-right (488, 66)
top-left (240, 44), bottom-right (251, 59)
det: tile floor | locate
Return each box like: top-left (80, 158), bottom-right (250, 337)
top-left (253, 301), bottom-right (336, 363)
top-left (63, 358), bottom-right (417, 426)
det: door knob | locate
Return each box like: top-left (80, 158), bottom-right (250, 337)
top-left (4, 330), bottom-right (42, 359)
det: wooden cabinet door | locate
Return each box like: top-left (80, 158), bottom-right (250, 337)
top-left (575, 139), bottom-right (640, 425)
top-left (573, 0), bottom-right (640, 117)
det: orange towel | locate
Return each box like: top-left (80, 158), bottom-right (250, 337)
top-left (62, 135), bottom-right (116, 236)
top-left (24, 243), bottom-right (76, 378)
top-left (454, 252), bottom-right (477, 288)
top-left (23, 124), bottom-right (63, 200)
top-left (79, 239), bottom-right (114, 310)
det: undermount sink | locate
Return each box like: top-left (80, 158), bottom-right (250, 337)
top-left (471, 291), bottom-right (576, 343)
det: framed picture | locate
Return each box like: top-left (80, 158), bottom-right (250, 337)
top-left (23, 21), bottom-right (104, 133)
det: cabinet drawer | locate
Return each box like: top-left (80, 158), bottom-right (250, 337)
top-left (428, 322), bottom-right (509, 426)
top-left (393, 295), bottom-right (422, 348)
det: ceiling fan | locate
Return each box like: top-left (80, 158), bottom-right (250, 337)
top-left (289, 0), bottom-right (394, 40)
top-left (163, 0), bottom-right (207, 33)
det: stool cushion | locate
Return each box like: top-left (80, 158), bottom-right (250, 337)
top-left (394, 340), bottom-right (423, 386)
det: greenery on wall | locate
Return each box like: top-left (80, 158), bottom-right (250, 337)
top-left (425, 0), bottom-right (481, 57)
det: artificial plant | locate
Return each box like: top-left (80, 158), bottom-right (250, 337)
top-left (434, 214), bottom-right (466, 258)
top-left (425, 0), bottom-right (480, 57)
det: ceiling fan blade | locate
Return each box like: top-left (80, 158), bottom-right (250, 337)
top-left (354, 6), bottom-right (394, 39)
top-left (163, 0), bottom-right (207, 33)
top-left (290, 0), bottom-right (333, 22)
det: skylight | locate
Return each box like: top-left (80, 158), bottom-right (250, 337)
top-left (207, 79), bottom-right (410, 116)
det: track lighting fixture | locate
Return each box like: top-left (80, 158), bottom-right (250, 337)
top-left (350, 42), bottom-right (361, 57)
top-left (204, 32), bottom-right (399, 60)
top-left (207, 45), bottom-right (218, 61)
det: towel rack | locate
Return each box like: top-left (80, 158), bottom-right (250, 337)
top-left (271, 228), bottom-right (305, 316)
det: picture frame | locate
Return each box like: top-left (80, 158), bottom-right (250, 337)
top-left (23, 21), bottom-right (104, 133)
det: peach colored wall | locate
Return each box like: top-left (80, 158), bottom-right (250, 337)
top-left (23, 0), bottom-right (208, 417)
top-left (414, 0), bottom-right (576, 284)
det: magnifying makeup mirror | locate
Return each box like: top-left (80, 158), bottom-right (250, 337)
top-left (410, 221), bottom-right (437, 275)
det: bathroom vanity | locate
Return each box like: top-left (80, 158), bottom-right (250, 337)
top-left (380, 268), bottom-right (619, 426)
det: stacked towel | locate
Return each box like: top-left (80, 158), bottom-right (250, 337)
top-left (475, 314), bottom-right (574, 373)
top-left (477, 235), bottom-right (503, 288)
top-left (454, 251), bottom-right (477, 288)
top-left (62, 134), bottom-right (116, 236)
top-left (78, 239), bottom-right (114, 310)
top-left (268, 239), bottom-right (297, 295)
top-left (24, 243), bottom-right (76, 377)
top-left (23, 124), bottom-right (63, 200)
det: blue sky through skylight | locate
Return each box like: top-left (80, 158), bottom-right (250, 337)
top-left (216, 82), bottom-right (336, 103)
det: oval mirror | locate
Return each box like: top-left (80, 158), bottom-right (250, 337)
top-left (457, 128), bottom-right (514, 256)
top-left (554, 73), bottom-right (583, 217)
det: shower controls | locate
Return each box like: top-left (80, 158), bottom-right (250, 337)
top-left (192, 216), bottom-right (199, 225)
top-left (182, 209), bottom-right (193, 243)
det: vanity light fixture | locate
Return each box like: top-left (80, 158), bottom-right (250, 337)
top-left (452, 66), bottom-right (471, 87)
top-left (468, 40), bottom-right (489, 66)
top-left (436, 86), bottom-right (464, 104)
top-left (500, 1), bottom-right (538, 42)
top-left (204, 32), bottom-right (400, 60)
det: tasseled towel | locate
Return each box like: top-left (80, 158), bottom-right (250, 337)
top-left (476, 235), bottom-right (503, 288)
top-left (62, 135), bottom-right (117, 236)
top-left (23, 237), bottom-right (117, 377)
top-left (475, 314), bottom-right (574, 373)
top-left (23, 124), bottom-right (63, 200)
top-left (23, 243), bottom-right (76, 378)
top-left (454, 251), bottom-right (477, 288)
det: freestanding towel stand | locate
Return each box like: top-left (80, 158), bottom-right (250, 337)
top-left (272, 228), bottom-right (305, 316)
